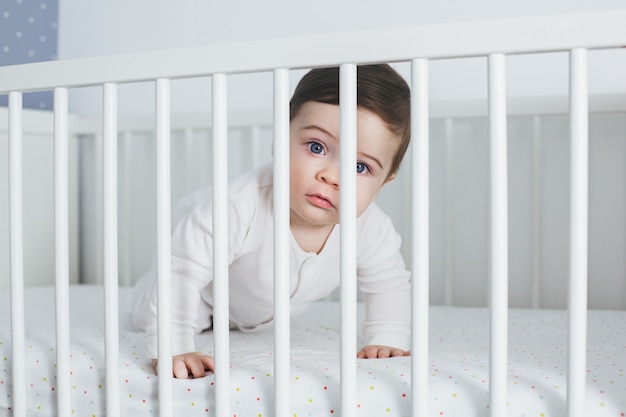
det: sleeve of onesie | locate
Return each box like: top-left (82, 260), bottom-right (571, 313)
top-left (137, 190), bottom-right (249, 358)
top-left (357, 205), bottom-right (411, 351)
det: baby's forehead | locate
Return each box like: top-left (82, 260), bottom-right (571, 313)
top-left (294, 103), bottom-right (400, 138)
top-left (294, 101), bottom-right (385, 121)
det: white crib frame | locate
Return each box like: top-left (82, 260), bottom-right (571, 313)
top-left (2, 9), bottom-right (626, 417)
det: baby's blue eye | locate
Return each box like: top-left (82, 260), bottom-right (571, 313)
top-left (308, 141), bottom-right (325, 155)
top-left (356, 162), bottom-right (369, 174)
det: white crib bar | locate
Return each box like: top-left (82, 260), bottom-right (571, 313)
top-left (212, 73), bottom-right (231, 417)
top-left (273, 68), bottom-right (291, 416)
top-left (54, 87), bottom-right (72, 417)
top-left (9, 92), bottom-right (26, 417)
top-left (411, 58), bottom-right (430, 417)
top-left (443, 118), bottom-right (455, 306)
top-left (250, 125), bottom-right (263, 168)
top-left (155, 78), bottom-right (174, 417)
top-left (488, 53), bottom-right (509, 417)
top-left (120, 131), bottom-right (134, 286)
top-left (567, 47), bottom-right (589, 417)
top-left (184, 128), bottom-right (195, 193)
top-left (531, 115), bottom-right (543, 309)
top-left (103, 83), bottom-right (121, 416)
top-left (339, 63), bottom-right (358, 417)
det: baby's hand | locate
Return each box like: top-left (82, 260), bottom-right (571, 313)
top-left (152, 352), bottom-right (215, 379)
top-left (357, 345), bottom-right (411, 359)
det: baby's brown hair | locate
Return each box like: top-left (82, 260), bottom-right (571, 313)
top-left (290, 64), bottom-right (411, 178)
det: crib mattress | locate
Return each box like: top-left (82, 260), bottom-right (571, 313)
top-left (0, 285), bottom-right (624, 417)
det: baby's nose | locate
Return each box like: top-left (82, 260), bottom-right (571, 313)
top-left (317, 166), bottom-right (340, 187)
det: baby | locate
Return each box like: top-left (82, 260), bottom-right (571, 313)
top-left (132, 64), bottom-right (412, 379)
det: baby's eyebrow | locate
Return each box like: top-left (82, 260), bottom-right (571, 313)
top-left (359, 151), bottom-right (383, 170)
top-left (301, 125), bottom-right (337, 140)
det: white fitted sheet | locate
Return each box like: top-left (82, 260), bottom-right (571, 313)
top-left (0, 285), bottom-right (625, 416)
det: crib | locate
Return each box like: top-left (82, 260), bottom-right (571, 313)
top-left (1, 9), bottom-right (626, 417)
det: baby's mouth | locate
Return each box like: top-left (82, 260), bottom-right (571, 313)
top-left (307, 194), bottom-right (335, 209)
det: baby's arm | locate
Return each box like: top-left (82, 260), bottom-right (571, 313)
top-left (357, 205), bottom-right (411, 354)
top-left (152, 352), bottom-right (214, 379)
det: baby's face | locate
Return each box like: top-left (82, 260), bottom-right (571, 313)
top-left (289, 101), bottom-right (400, 229)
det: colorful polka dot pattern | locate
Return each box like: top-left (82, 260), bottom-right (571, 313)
top-left (0, 286), bottom-right (624, 416)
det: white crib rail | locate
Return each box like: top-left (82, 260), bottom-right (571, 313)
top-left (155, 78), bottom-right (174, 417)
top-left (273, 68), bottom-right (291, 416)
top-left (339, 63), bottom-right (358, 417)
top-left (1, 10), bottom-right (625, 93)
top-left (568, 47), bottom-right (589, 417)
top-left (410, 58), bottom-right (430, 417)
top-left (8, 92), bottom-right (26, 417)
top-left (211, 73), bottom-right (230, 417)
top-left (53, 88), bottom-right (72, 417)
top-left (103, 82), bottom-right (121, 417)
top-left (488, 53), bottom-right (509, 416)
top-left (2, 10), bottom-right (625, 417)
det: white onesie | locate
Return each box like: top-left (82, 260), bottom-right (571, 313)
top-left (132, 162), bottom-right (411, 358)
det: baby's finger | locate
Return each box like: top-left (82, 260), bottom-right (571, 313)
top-left (173, 358), bottom-right (191, 379)
top-left (200, 355), bottom-right (215, 373)
top-left (361, 346), bottom-right (380, 359)
top-left (389, 348), bottom-right (408, 357)
top-left (376, 347), bottom-right (391, 358)
top-left (187, 358), bottom-right (209, 378)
